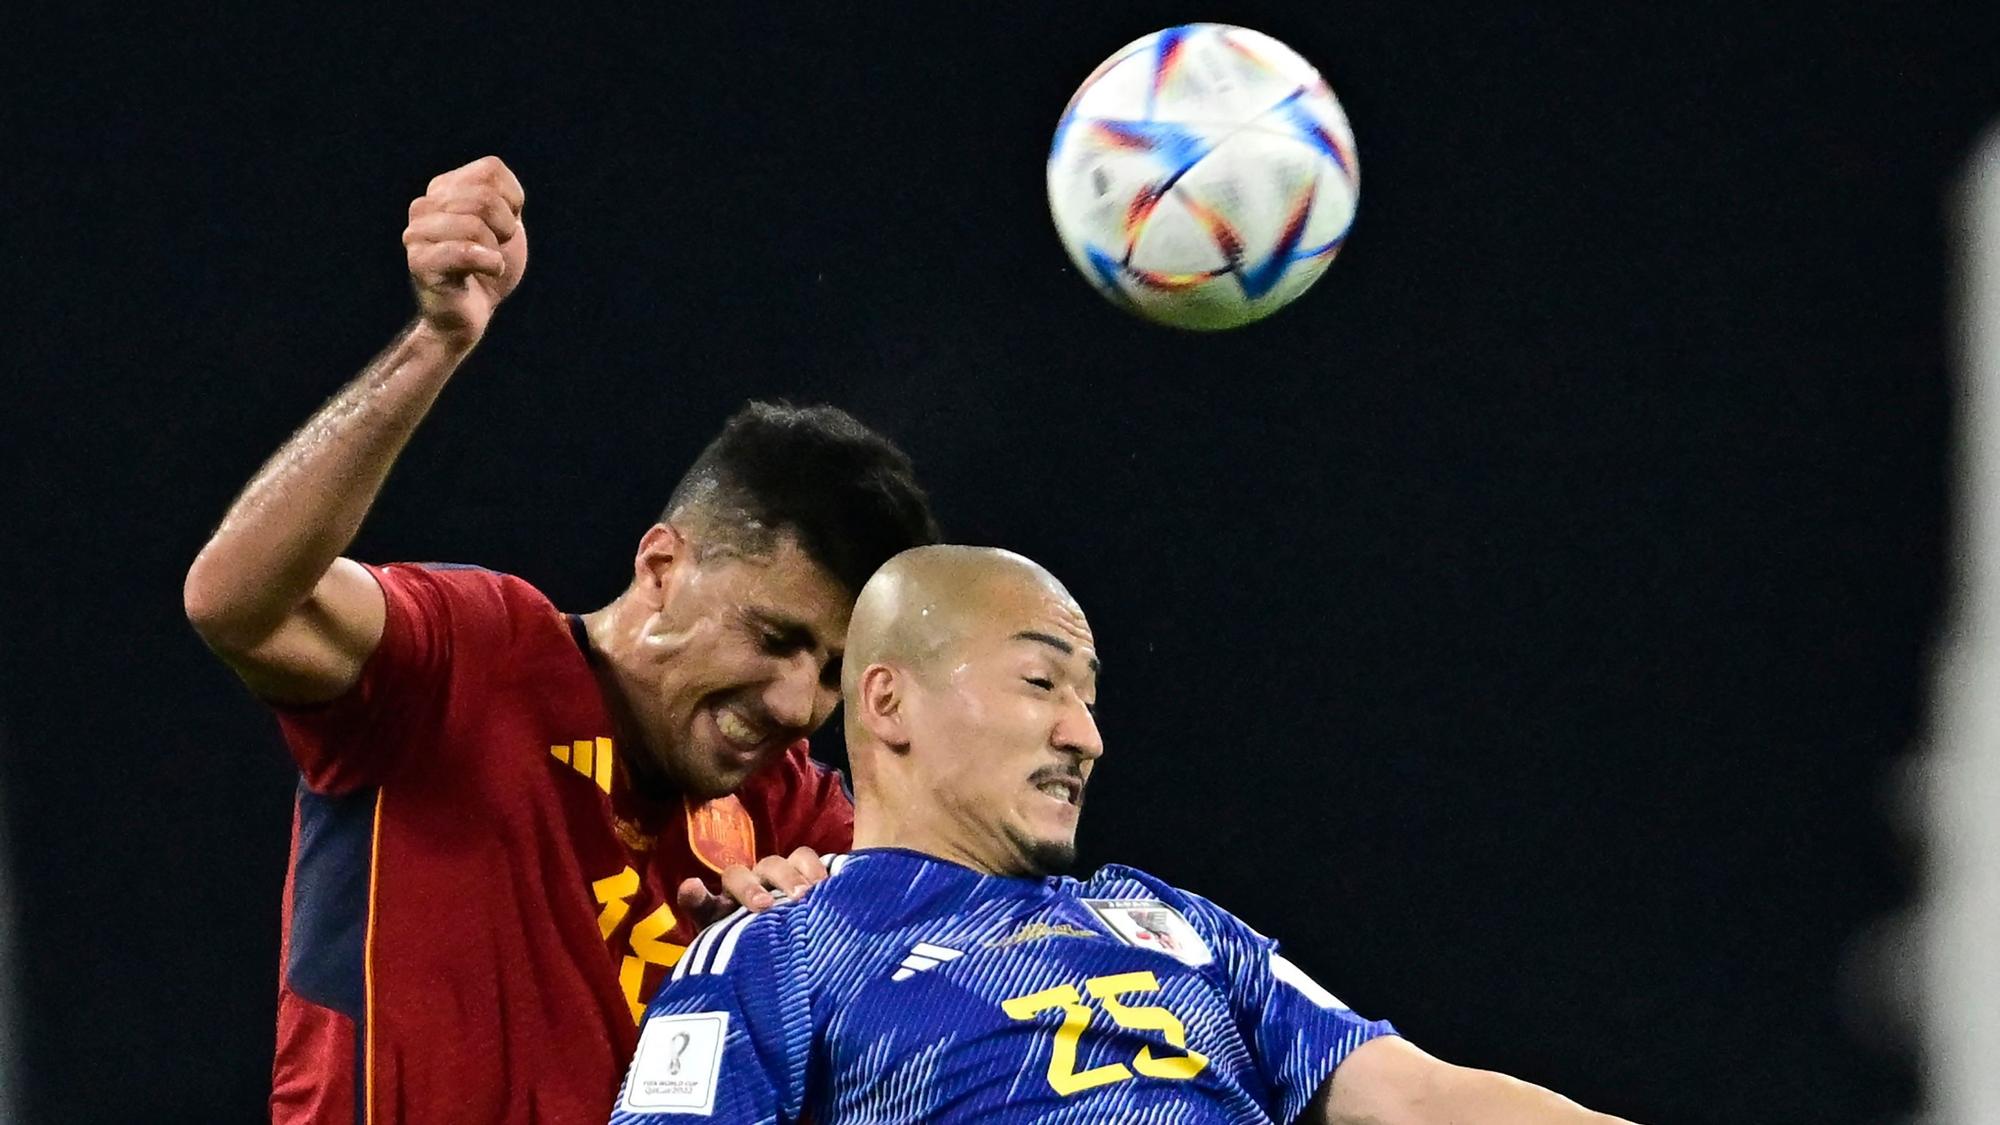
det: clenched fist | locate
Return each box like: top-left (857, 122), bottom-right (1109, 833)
top-left (403, 156), bottom-right (527, 347)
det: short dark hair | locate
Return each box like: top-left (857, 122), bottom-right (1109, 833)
top-left (663, 402), bottom-right (940, 594)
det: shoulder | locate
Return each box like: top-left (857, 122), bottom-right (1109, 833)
top-left (673, 893), bottom-right (817, 985)
top-left (689, 852), bottom-right (891, 957)
top-left (1081, 862), bottom-right (1201, 908)
top-left (735, 744), bottom-right (855, 844)
top-left (1080, 863), bottom-right (1256, 946)
top-left (371, 563), bottom-right (563, 643)
top-left (676, 854), bottom-right (880, 966)
top-left (374, 562), bottom-right (552, 610)
top-left (744, 851), bottom-right (915, 939)
top-left (741, 742), bottom-right (848, 799)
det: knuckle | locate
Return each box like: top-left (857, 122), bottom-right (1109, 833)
top-left (404, 215), bottom-right (456, 242)
top-left (438, 214), bottom-right (495, 244)
top-left (434, 241), bottom-right (486, 266)
top-left (439, 189), bottom-right (505, 220)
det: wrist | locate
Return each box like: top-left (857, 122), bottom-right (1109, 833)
top-left (407, 316), bottom-right (483, 359)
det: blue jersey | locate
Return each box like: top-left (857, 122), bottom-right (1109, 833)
top-left (611, 848), bottom-right (1397, 1124)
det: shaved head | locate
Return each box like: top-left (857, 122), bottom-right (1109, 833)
top-left (843, 545), bottom-right (1103, 877)
top-left (842, 546), bottom-right (1077, 703)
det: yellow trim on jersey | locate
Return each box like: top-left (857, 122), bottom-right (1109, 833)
top-left (363, 793), bottom-right (384, 1125)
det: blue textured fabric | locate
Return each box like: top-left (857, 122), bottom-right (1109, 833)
top-left (284, 781), bottom-right (377, 1017)
top-left (612, 848), bottom-right (1396, 1124)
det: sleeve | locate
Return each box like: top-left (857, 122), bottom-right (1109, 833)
top-left (1181, 891), bottom-right (1400, 1124)
top-left (759, 744), bottom-right (856, 857)
top-left (611, 908), bottom-right (811, 1125)
top-left (271, 563), bottom-right (471, 794)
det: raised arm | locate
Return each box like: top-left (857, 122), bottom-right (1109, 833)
top-left (1307, 1036), bottom-right (1637, 1125)
top-left (182, 156), bottom-right (527, 702)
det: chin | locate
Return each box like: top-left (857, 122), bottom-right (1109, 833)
top-left (673, 735), bottom-right (760, 799)
top-left (1021, 838), bottom-right (1079, 877)
top-left (646, 748), bottom-right (734, 802)
top-left (681, 763), bottom-right (745, 801)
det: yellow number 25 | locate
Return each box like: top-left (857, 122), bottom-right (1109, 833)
top-left (1000, 971), bottom-right (1209, 1097)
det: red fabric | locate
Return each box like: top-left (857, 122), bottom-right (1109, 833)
top-left (272, 792), bottom-right (359, 1125)
top-left (269, 564), bottom-right (854, 1125)
top-left (271, 993), bottom-right (359, 1124)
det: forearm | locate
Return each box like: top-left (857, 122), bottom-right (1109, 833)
top-left (1427, 1066), bottom-right (1632, 1124)
top-left (183, 320), bottom-right (469, 645)
top-left (1314, 1038), bottom-right (1636, 1125)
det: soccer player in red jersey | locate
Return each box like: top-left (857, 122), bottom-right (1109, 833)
top-left (182, 156), bottom-right (939, 1125)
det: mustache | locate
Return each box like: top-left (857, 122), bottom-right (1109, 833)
top-left (1029, 761), bottom-right (1085, 783)
top-left (1029, 762), bottom-right (1089, 804)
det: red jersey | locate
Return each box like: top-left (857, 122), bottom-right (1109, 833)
top-left (267, 564), bottom-right (853, 1125)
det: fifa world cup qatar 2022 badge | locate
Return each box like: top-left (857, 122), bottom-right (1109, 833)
top-left (622, 1012), bottom-right (729, 1114)
top-left (1082, 899), bottom-right (1214, 967)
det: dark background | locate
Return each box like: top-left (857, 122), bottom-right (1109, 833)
top-left (8, 4), bottom-right (1998, 1122)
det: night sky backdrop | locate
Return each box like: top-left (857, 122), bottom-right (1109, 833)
top-left (8, 4), bottom-right (1999, 1122)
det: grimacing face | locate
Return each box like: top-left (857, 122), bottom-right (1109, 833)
top-left (638, 534), bottom-right (850, 799)
top-left (905, 585), bottom-right (1103, 875)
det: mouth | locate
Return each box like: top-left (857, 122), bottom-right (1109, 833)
top-left (713, 706), bottom-right (778, 757)
top-left (1029, 769), bottom-right (1084, 808)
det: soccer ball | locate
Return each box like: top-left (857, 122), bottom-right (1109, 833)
top-left (1046, 24), bottom-right (1359, 331)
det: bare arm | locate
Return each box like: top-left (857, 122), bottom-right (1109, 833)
top-left (1306, 1037), bottom-right (1637, 1125)
top-left (182, 156), bottom-right (527, 703)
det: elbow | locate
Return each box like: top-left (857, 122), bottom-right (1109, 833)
top-left (181, 559), bottom-right (227, 641)
top-left (182, 551), bottom-right (252, 650)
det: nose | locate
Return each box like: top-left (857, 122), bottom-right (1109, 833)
top-left (762, 652), bottom-right (828, 732)
top-left (1054, 692), bottom-right (1104, 761)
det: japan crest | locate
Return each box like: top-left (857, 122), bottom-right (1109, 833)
top-left (1082, 899), bottom-right (1214, 967)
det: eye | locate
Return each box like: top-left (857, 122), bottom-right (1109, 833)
top-left (1025, 677), bottom-right (1055, 691)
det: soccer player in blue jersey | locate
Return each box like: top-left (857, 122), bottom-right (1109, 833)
top-left (613, 546), bottom-right (1636, 1123)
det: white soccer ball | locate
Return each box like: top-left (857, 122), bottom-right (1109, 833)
top-left (1047, 24), bottom-right (1359, 331)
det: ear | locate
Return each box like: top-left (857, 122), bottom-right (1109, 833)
top-left (855, 662), bottom-right (915, 751)
top-left (632, 523), bottom-right (688, 608)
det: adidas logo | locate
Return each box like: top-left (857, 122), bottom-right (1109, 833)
top-left (891, 942), bottom-right (964, 982)
top-left (551, 736), bottom-right (614, 793)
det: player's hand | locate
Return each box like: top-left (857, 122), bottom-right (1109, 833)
top-left (675, 847), bottom-right (832, 927)
top-left (403, 155), bottom-right (527, 348)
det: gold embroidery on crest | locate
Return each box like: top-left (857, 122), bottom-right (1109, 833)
top-left (685, 795), bottom-right (757, 874)
top-left (987, 921), bottom-right (1102, 948)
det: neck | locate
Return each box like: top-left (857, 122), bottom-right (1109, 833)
top-left (852, 821), bottom-right (1013, 876)
top-left (580, 601), bottom-right (678, 801)
top-left (852, 769), bottom-right (1026, 878)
